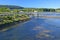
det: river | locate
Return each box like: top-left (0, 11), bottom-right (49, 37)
top-left (0, 12), bottom-right (60, 40)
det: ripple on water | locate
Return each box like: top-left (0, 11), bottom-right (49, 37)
top-left (32, 26), bottom-right (45, 31)
top-left (36, 31), bottom-right (55, 40)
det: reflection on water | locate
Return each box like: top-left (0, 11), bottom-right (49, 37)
top-left (0, 17), bottom-right (60, 40)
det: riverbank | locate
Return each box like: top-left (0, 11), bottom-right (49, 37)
top-left (0, 19), bottom-right (30, 32)
top-left (0, 14), bottom-right (30, 31)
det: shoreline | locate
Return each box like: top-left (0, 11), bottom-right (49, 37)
top-left (0, 18), bottom-right (30, 31)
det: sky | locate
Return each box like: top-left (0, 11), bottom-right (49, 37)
top-left (0, 0), bottom-right (60, 8)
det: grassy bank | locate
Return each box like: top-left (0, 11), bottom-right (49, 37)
top-left (0, 14), bottom-right (30, 30)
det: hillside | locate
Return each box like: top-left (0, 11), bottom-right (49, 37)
top-left (0, 5), bottom-right (24, 9)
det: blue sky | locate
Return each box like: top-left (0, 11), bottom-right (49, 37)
top-left (0, 0), bottom-right (60, 8)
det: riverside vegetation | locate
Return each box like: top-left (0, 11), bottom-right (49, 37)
top-left (0, 14), bottom-right (30, 25)
top-left (0, 14), bottom-right (30, 30)
top-left (0, 7), bottom-right (30, 30)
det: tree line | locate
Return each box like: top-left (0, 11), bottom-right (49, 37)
top-left (0, 7), bottom-right (60, 13)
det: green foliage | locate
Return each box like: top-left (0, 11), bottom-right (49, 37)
top-left (0, 14), bottom-right (29, 25)
top-left (21, 8), bottom-right (56, 12)
top-left (0, 7), bottom-right (10, 12)
top-left (13, 9), bottom-right (20, 13)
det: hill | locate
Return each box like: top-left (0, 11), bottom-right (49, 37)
top-left (0, 5), bottom-right (24, 9)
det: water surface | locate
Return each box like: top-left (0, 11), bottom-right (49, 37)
top-left (0, 12), bottom-right (60, 40)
